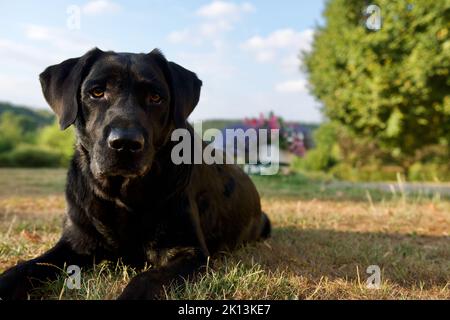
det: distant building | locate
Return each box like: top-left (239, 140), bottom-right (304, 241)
top-left (214, 121), bottom-right (313, 168)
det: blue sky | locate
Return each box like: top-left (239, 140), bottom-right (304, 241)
top-left (0, 0), bottom-right (326, 122)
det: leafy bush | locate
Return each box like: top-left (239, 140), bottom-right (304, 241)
top-left (0, 145), bottom-right (63, 167)
top-left (37, 121), bottom-right (75, 166)
top-left (330, 163), bottom-right (404, 182)
top-left (0, 101), bottom-right (54, 130)
top-left (0, 115), bottom-right (75, 168)
top-left (292, 121), bottom-right (415, 181)
top-left (408, 162), bottom-right (450, 182)
top-left (0, 112), bottom-right (24, 153)
top-left (292, 122), bottom-right (340, 171)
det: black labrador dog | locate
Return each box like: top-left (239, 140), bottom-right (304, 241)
top-left (0, 48), bottom-right (271, 300)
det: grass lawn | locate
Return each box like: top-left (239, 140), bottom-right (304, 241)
top-left (0, 168), bottom-right (449, 299)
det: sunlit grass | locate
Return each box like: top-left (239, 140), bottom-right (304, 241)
top-left (0, 169), bottom-right (449, 299)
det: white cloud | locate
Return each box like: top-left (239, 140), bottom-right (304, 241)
top-left (242, 28), bottom-right (313, 102)
top-left (243, 28), bottom-right (313, 52)
top-left (275, 79), bottom-right (308, 93)
top-left (167, 23), bottom-right (232, 45)
top-left (166, 3), bottom-right (318, 121)
top-left (0, 39), bottom-right (57, 67)
top-left (199, 20), bottom-right (232, 37)
top-left (0, 24), bottom-right (98, 108)
top-left (167, 1), bottom-right (254, 44)
top-left (174, 51), bottom-right (238, 80)
top-left (82, 0), bottom-right (121, 15)
top-left (190, 84), bottom-right (322, 123)
top-left (281, 53), bottom-right (302, 73)
top-left (25, 25), bottom-right (51, 41)
top-left (167, 29), bottom-right (194, 44)
top-left (196, 1), bottom-right (254, 19)
top-left (24, 24), bottom-right (95, 56)
top-left (0, 74), bottom-right (47, 108)
top-left (167, 24), bottom-right (231, 45)
top-left (242, 28), bottom-right (314, 68)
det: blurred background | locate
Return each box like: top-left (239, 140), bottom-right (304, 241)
top-left (0, 0), bottom-right (449, 182)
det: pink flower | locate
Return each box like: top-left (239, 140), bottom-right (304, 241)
top-left (256, 113), bottom-right (265, 127)
top-left (268, 114), bottom-right (280, 129)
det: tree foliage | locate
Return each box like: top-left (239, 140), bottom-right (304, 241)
top-left (0, 112), bottom-right (24, 153)
top-left (0, 106), bottom-right (75, 167)
top-left (38, 121), bottom-right (75, 166)
top-left (294, 122), bottom-right (340, 171)
top-left (304, 0), bottom-right (450, 163)
top-left (0, 102), bottom-right (54, 131)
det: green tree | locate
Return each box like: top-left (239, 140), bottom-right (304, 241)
top-left (0, 112), bottom-right (23, 153)
top-left (295, 122), bottom-right (340, 171)
top-left (38, 121), bottom-right (76, 166)
top-left (303, 0), bottom-right (450, 166)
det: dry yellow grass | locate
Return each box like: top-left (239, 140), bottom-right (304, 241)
top-left (0, 169), bottom-right (449, 299)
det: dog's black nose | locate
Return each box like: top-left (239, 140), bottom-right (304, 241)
top-left (107, 128), bottom-right (144, 152)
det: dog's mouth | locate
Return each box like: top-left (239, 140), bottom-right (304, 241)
top-left (98, 166), bottom-right (150, 179)
top-left (92, 162), bottom-right (152, 180)
top-left (90, 150), bottom-right (153, 180)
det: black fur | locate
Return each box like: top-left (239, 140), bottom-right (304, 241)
top-left (0, 48), bottom-right (270, 300)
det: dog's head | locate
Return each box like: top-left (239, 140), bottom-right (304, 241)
top-left (40, 48), bottom-right (201, 179)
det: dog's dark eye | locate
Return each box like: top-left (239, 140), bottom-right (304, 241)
top-left (148, 93), bottom-right (162, 104)
top-left (90, 87), bottom-right (105, 98)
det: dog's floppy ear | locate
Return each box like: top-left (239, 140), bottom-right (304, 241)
top-left (39, 48), bottom-right (103, 130)
top-left (150, 49), bottom-right (202, 128)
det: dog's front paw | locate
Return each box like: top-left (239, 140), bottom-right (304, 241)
top-left (117, 272), bottom-right (165, 300)
top-left (0, 265), bottom-right (31, 300)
